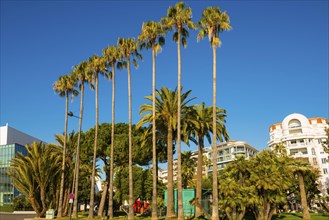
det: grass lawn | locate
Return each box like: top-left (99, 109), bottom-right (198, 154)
top-left (272, 213), bottom-right (329, 220)
top-left (55, 213), bottom-right (329, 220)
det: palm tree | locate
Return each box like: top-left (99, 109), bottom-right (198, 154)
top-left (185, 103), bottom-right (229, 217)
top-left (161, 2), bottom-right (195, 218)
top-left (138, 20), bottom-right (165, 220)
top-left (70, 61), bottom-right (92, 218)
top-left (87, 54), bottom-right (108, 218)
top-left (181, 151), bottom-right (196, 188)
top-left (53, 74), bottom-right (78, 217)
top-left (138, 86), bottom-right (195, 218)
top-left (8, 142), bottom-right (61, 217)
top-left (117, 37), bottom-right (142, 220)
top-left (102, 45), bottom-right (121, 219)
top-left (197, 7), bottom-right (231, 220)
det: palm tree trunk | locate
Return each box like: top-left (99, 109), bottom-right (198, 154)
top-left (166, 125), bottom-right (175, 218)
top-left (73, 82), bottom-right (84, 218)
top-left (212, 45), bottom-right (218, 220)
top-left (127, 58), bottom-right (134, 220)
top-left (298, 172), bottom-right (311, 220)
top-left (151, 48), bottom-right (158, 220)
top-left (89, 72), bottom-right (99, 218)
top-left (29, 193), bottom-right (41, 217)
top-left (98, 182), bottom-right (108, 217)
top-left (57, 92), bottom-right (69, 218)
top-left (177, 31), bottom-right (184, 220)
top-left (108, 65), bottom-right (116, 219)
top-left (196, 136), bottom-right (204, 218)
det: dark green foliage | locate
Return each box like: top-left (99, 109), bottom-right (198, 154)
top-left (12, 195), bottom-right (33, 211)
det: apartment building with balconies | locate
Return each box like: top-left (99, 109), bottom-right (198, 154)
top-left (268, 113), bottom-right (329, 193)
top-left (157, 140), bottom-right (258, 184)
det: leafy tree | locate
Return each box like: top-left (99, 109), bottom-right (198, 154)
top-left (52, 74), bottom-right (78, 217)
top-left (161, 2), bottom-right (195, 218)
top-left (138, 20), bottom-right (165, 220)
top-left (117, 37), bottom-right (142, 220)
top-left (218, 156), bottom-right (256, 220)
top-left (249, 150), bottom-right (291, 220)
top-left (87, 54), bottom-right (108, 218)
top-left (181, 151), bottom-right (196, 189)
top-left (102, 44), bottom-right (121, 219)
top-left (197, 7), bottom-right (231, 220)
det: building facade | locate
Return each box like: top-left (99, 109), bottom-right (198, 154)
top-left (268, 113), bottom-right (329, 193)
top-left (158, 140), bottom-right (258, 183)
top-left (0, 124), bottom-right (42, 206)
top-left (205, 140), bottom-right (258, 174)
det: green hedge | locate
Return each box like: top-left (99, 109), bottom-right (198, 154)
top-left (0, 204), bottom-right (14, 212)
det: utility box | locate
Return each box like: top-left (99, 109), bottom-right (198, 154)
top-left (46, 209), bottom-right (54, 219)
top-left (164, 189), bottom-right (212, 217)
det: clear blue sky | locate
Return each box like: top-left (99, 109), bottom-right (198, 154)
top-left (1, 0), bottom-right (328, 154)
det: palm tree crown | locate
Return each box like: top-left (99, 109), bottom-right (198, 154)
top-left (197, 6), bottom-right (232, 47)
top-left (138, 21), bottom-right (165, 53)
top-left (161, 1), bottom-right (195, 47)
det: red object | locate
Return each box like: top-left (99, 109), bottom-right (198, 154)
top-left (133, 199), bottom-right (142, 213)
top-left (144, 201), bottom-right (149, 209)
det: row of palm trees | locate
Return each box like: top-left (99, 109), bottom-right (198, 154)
top-left (53, 2), bottom-right (231, 220)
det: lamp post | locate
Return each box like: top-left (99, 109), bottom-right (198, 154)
top-left (67, 111), bottom-right (82, 220)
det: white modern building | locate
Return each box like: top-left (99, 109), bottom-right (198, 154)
top-left (0, 124), bottom-right (43, 206)
top-left (268, 113), bottom-right (329, 193)
top-left (206, 140), bottom-right (258, 174)
top-left (158, 140), bottom-right (259, 183)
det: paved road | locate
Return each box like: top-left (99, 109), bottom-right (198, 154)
top-left (0, 213), bottom-right (36, 220)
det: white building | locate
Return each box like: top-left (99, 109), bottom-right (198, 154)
top-left (206, 140), bottom-right (258, 173)
top-left (158, 140), bottom-right (258, 183)
top-left (268, 113), bottom-right (329, 193)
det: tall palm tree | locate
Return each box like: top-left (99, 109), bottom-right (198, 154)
top-left (53, 74), bottom-right (78, 217)
top-left (161, 2), bottom-right (195, 218)
top-left (87, 54), bottom-right (108, 218)
top-left (138, 87), bottom-right (195, 219)
top-left (138, 20), bottom-right (165, 220)
top-left (117, 37), bottom-right (142, 220)
top-left (102, 45), bottom-right (121, 219)
top-left (70, 61), bottom-right (92, 218)
top-left (197, 7), bottom-right (231, 220)
top-left (185, 103), bottom-right (229, 217)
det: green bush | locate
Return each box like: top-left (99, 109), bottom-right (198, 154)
top-left (0, 204), bottom-right (13, 212)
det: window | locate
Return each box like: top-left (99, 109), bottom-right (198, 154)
top-left (299, 139), bottom-right (305, 145)
top-left (301, 148), bottom-right (308, 155)
top-left (311, 148), bottom-right (316, 155)
top-left (321, 158), bottom-right (327, 164)
top-left (290, 149), bottom-right (298, 155)
top-left (324, 168), bottom-right (328, 174)
top-left (288, 119), bottom-right (301, 128)
top-left (318, 139), bottom-right (322, 144)
top-left (290, 140), bottom-right (297, 145)
top-left (313, 158), bottom-right (317, 165)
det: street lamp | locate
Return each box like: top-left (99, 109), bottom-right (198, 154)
top-left (67, 111), bottom-right (82, 220)
top-left (68, 111), bottom-right (81, 119)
